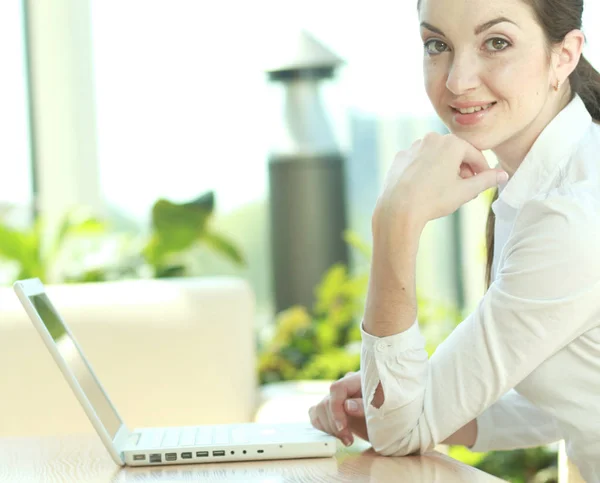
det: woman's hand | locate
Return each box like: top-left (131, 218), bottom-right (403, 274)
top-left (308, 372), bottom-right (368, 447)
top-left (375, 132), bottom-right (508, 227)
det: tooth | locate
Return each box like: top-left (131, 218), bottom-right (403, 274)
top-left (459, 103), bottom-right (492, 114)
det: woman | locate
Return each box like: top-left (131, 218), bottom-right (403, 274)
top-left (308, 0), bottom-right (600, 479)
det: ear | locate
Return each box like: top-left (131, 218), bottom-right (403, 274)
top-left (553, 29), bottom-right (585, 84)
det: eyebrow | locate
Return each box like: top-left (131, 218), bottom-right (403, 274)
top-left (420, 17), bottom-right (519, 37)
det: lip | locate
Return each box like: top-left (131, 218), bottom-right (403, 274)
top-left (451, 102), bottom-right (497, 126)
top-left (450, 101), bottom-right (497, 109)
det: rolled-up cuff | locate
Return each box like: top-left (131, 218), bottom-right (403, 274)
top-left (360, 318), bottom-right (425, 355)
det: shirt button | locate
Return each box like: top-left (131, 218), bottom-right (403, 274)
top-left (376, 341), bottom-right (387, 352)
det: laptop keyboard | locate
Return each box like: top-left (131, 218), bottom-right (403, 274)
top-left (137, 426), bottom-right (250, 449)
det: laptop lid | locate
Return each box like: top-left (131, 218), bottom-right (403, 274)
top-left (13, 278), bottom-right (128, 465)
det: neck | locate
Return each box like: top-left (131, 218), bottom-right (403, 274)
top-left (492, 89), bottom-right (573, 177)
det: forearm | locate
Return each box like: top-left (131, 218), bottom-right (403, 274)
top-left (363, 207), bottom-right (424, 338)
top-left (441, 419), bottom-right (478, 447)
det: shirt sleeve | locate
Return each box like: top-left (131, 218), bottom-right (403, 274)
top-left (361, 187), bottom-right (600, 456)
top-left (469, 390), bottom-right (561, 452)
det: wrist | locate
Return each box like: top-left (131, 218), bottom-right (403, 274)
top-left (371, 202), bottom-right (425, 256)
top-left (372, 199), bottom-right (426, 240)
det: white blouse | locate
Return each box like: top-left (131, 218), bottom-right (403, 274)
top-left (361, 94), bottom-right (600, 481)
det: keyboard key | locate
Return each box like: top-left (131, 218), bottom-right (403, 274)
top-left (161, 429), bottom-right (181, 448)
top-left (195, 427), bottom-right (213, 446)
top-left (180, 427), bottom-right (197, 446)
top-left (214, 427), bottom-right (230, 445)
top-left (139, 429), bottom-right (163, 449)
top-left (231, 428), bottom-right (250, 444)
top-left (127, 433), bottom-right (142, 447)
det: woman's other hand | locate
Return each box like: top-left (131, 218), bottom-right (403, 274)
top-left (308, 372), bottom-right (368, 447)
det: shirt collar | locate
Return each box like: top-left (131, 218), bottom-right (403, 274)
top-left (493, 94), bottom-right (592, 213)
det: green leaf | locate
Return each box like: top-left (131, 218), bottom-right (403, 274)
top-left (0, 223), bottom-right (29, 261)
top-left (202, 231), bottom-right (245, 266)
top-left (448, 446), bottom-right (487, 467)
top-left (155, 265), bottom-right (186, 278)
top-left (185, 191), bottom-right (215, 212)
top-left (64, 268), bottom-right (108, 283)
top-left (313, 263), bottom-right (349, 315)
top-left (0, 221), bottom-right (44, 279)
top-left (148, 196), bottom-right (215, 265)
top-left (343, 230), bottom-right (372, 259)
top-left (297, 349), bottom-right (360, 380)
top-left (49, 209), bottom-right (107, 263)
top-left (315, 321), bottom-right (337, 350)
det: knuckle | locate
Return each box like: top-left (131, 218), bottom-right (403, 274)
top-left (392, 150), bottom-right (408, 165)
top-left (423, 132), bottom-right (439, 142)
top-left (445, 132), bottom-right (460, 142)
top-left (444, 133), bottom-right (462, 148)
top-left (330, 379), bottom-right (343, 393)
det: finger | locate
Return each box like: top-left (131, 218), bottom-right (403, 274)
top-left (461, 169), bottom-right (508, 202)
top-left (344, 398), bottom-right (365, 418)
top-left (447, 136), bottom-right (490, 174)
top-left (344, 398), bottom-right (367, 443)
top-left (312, 398), bottom-right (336, 435)
top-left (329, 375), bottom-right (362, 432)
top-left (326, 401), bottom-right (354, 447)
top-left (345, 372), bottom-right (362, 398)
top-left (316, 403), bottom-right (336, 437)
top-left (309, 406), bottom-right (324, 432)
top-left (459, 163), bottom-right (475, 179)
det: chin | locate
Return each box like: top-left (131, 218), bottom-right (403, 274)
top-left (447, 128), bottom-right (499, 151)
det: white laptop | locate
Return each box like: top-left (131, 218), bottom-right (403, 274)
top-left (13, 278), bottom-right (336, 467)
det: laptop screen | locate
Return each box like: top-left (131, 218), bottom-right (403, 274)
top-left (29, 293), bottom-right (123, 439)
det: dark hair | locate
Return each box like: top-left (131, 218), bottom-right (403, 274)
top-left (416, 0), bottom-right (600, 288)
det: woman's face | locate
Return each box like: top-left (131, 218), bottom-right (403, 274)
top-left (419, 0), bottom-right (554, 151)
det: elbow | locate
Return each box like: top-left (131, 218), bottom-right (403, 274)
top-left (369, 430), bottom-right (426, 457)
top-left (372, 443), bottom-right (408, 457)
top-left (370, 435), bottom-right (396, 456)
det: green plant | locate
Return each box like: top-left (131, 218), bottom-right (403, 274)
top-left (257, 263), bottom-right (365, 384)
top-left (451, 446), bottom-right (558, 483)
top-left (0, 192), bottom-right (245, 285)
top-left (0, 208), bottom-right (107, 283)
top-left (257, 231), bottom-right (463, 384)
top-left (142, 192), bottom-right (245, 277)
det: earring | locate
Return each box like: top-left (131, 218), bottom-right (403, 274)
top-left (554, 79), bottom-right (561, 92)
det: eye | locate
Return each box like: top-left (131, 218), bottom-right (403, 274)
top-left (424, 39), bottom-right (450, 56)
top-left (485, 38), bottom-right (511, 52)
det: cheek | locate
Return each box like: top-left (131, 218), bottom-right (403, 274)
top-left (423, 58), bottom-right (446, 98)
top-left (484, 49), bottom-right (548, 103)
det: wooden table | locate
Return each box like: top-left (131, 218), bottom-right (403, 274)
top-left (0, 434), bottom-right (505, 482)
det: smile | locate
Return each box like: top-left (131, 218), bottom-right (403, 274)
top-left (451, 102), bottom-right (497, 114)
top-left (450, 102), bottom-right (498, 127)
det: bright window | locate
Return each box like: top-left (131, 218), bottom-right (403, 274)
top-left (0, 2), bottom-right (31, 212)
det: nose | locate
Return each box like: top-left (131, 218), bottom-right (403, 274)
top-left (445, 50), bottom-right (481, 95)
